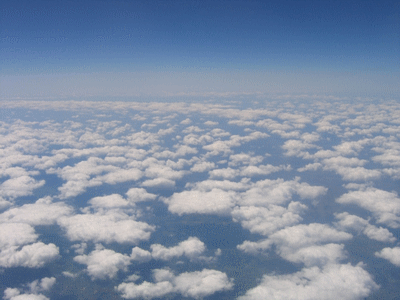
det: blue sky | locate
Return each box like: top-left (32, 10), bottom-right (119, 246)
top-left (1, 0), bottom-right (399, 98)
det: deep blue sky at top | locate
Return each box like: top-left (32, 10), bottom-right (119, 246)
top-left (1, 0), bottom-right (399, 98)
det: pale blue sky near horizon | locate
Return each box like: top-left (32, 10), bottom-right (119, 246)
top-left (1, 0), bottom-right (399, 99)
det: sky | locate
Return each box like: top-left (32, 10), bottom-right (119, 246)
top-left (1, 0), bottom-right (399, 98)
top-left (0, 98), bottom-right (400, 300)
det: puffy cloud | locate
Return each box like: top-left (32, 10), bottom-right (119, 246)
top-left (375, 247), bottom-right (400, 266)
top-left (28, 277), bottom-right (56, 293)
top-left (336, 188), bottom-right (400, 228)
top-left (0, 197), bottom-right (73, 225)
top-left (267, 223), bottom-right (352, 250)
top-left (0, 242), bottom-right (59, 268)
top-left (238, 223), bottom-right (352, 267)
top-left (282, 139), bottom-right (319, 157)
top-left (238, 263), bottom-right (378, 300)
top-left (232, 202), bottom-right (307, 236)
top-left (141, 177), bottom-right (176, 188)
top-left (0, 197), bottom-right (12, 210)
top-left (3, 277), bottom-right (55, 300)
top-left (126, 188), bottom-right (157, 203)
top-left (130, 247), bottom-right (152, 262)
top-left (281, 243), bottom-right (347, 267)
top-left (164, 188), bottom-right (239, 215)
top-left (190, 161), bottom-right (216, 172)
top-left (0, 223), bottom-right (57, 268)
top-left (203, 132), bottom-right (268, 155)
top-left (171, 269), bottom-right (234, 298)
top-left (96, 168), bottom-right (143, 185)
top-left (116, 268), bottom-right (233, 299)
top-left (189, 178), bottom-right (250, 192)
top-left (335, 212), bottom-right (396, 242)
top-left (239, 178), bottom-right (327, 207)
top-left (0, 223), bottom-right (38, 248)
top-left (204, 120), bottom-right (218, 126)
top-left (58, 211), bottom-right (155, 244)
top-left (298, 163), bottom-right (322, 172)
top-left (74, 245), bottom-right (132, 280)
top-left (151, 237), bottom-right (206, 261)
top-left (0, 175), bottom-right (45, 199)
top-left (240, 164), bottom-right (288, 177)
top-left (89, 194), bottom-right (130, 208)
top-left (228, 153), bottom-right (264, 166)
top-left (209, 167), bottom-right (239, 179)
top-left (117, 280), bottom-right (174, 299)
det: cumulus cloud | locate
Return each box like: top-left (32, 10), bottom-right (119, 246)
top-left (232, 202), bottom-right (307, 236)
top-left (237, 263), bottom-right (378, 300)
top-left (239, 178), bottom-right (327, 207)
top-left (151, 237), bottom-right (206, 261)
top-left (0, 221), bottom-right (58, 268)
top-left (0, 223), bottom-right (38, 248)
top-left (0, 175), bottom-right (45, 200)
top-left (336, 187), bottom-right (400, 228)
top-left (164, 188), bottom-right (239, 215)
top-left (3, 277), bottom-right (55, 300)
top-left (0, 197), bottom-right (72, 225)
top-left (238, 223), bottom-right (352, 267)
top-left (130, 247), bottom-right (152, 262)
top-left (335, 212), bottom-right (396, 242)
top-left (375, 247), bottom-right (400, 266)
top-left (190, 161), bottom-right (216, 172)
top-left (58, 210), bottom-right (155, 244)
top-left (0, 242), bottom-right (59, 268)
top-left (88, 194), bottom-right (130, 208)
top-left (116, 268), bottom-right (233, 299)
top-left (126, 188), bottom-right (157, 203)
top-left (74, 245), bottom-right (132, 280)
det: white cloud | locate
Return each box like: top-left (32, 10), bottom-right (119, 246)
top-left (130, 247), bottom-right (152, 262)
top-left (204, 120), bottom-right (218, 126)
top-left (282, 139), bottom-right (319, 157)
top-left (164, 188), bottom-right (239, 215)
top-left (190, 161), bottom-right (216, 172)
top-left (3, 277), bottom-right (55, 300)
top-left (0, 197), bottom-right (72, 225)
top-left (240, 164), bottom-right (289, 177)
top-left (117, 280), bottom-right (174, 299)
top-left (126, 188), bottom-right (157, 203)
top-left (228, 153), bottom-right (264, 166)
top-left (28, 277), bottom-right (56, 293)
top-left (238, 263), bottom-right (378, 300)
top-left (239, 178), bottom-right (327, 207)
top-left (336, 187), bottom-right (400, 228)
top-left (89, 194), bottom-right (130, 208)
top-left (116, 268), bottom-right (233, 299)
top-left (3, 290), bottom-right (49, 300)
top-left (171, 269), bottom-right (234, 298)
top-left (209, 167), bottom-right (239, 179)
top-left (375, 247), bottom-right (400, 266)
top-left (141, 177), bottom-right (176, 188)
top-left (0, 223), bottom-right (38, 248)
top-left (232, 202), bottom-right (307, 236)
top-left (58, 210), bottom-right (155, 244)
top-left (180, 118), bottom-right (192, 125)
top-left (151, 237), bottom-right (206, 261)
top-left (298, 163), bottom-right (322, 172)
top-left (74, 245), bottom-right (132, 280)
top-left (238, 223), bottom-right (352, 267)
top-left (0, 175), bottom-right (45, 200)
top-left (335, 212), bottom-right (396, 242)
top-left (0, 242), bottom-right (59, 268)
